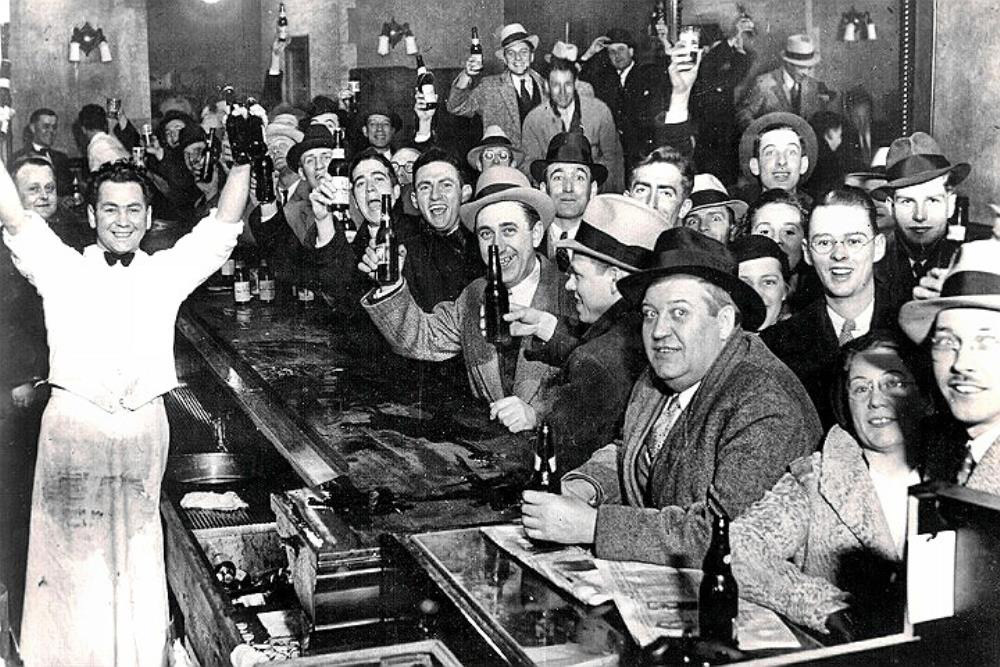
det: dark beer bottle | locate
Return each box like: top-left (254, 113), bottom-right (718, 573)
top-left (258, 259), bottom-right (276, 303)
top-left (199, 127), bottom-right (221, 183)
top-left (527, 423), bottom-right (559, 493)
top-left (483, 244), bottom-right (510, 345)
top-left (277, 3), bottom-right (289, 41)
top-left (699, 510), bottom-right (739, 646)
top-left (374, 194), bottom-right (399, 285)
top-left (469, 27), bottom-right (483, 69)
top-left (414, 54), bottom-right (438, 110)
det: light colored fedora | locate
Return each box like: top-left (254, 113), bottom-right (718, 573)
top-left (688, 173), bottom-right (749, 221)
top-left (558, 194), bottom-right (668, 272)
top-left (459, 166), bottom-right (555, 232)
top-left (782, 33), bottom-right (820, 67)
top-left (494, 23), bottom-right (539, 60)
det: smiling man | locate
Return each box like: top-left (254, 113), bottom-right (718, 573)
top-left (900, 240), bottom-right (1000, 494)
top-left (762, 187), bottom-right (898, 427)
top-left (1, 111), bottom-right (253, 665)
top-left (625, 146), bottom-right (695, 227)
top-left (736, 112), bottom-right (818, 208)
top-left (520, 227), bottom-right (819, 565)
top-left (361, 166), bottom-right (574, 420)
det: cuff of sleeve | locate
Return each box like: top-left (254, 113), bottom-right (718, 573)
top-left (562, 471), bottom-right (607, 506)
top-left (362, 280), bottom-right (406, 305)
top-left (414, 130), bottom-right (432, 143)
top-left (3, 210), bottom-right (47, 247)
top-left (663, 96), bottom-right (690, 124)
top-left (268, 68), bottom-right (281, 75)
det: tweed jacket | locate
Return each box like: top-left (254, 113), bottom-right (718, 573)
top-left (362, 255), bottom-right (574, 409)
top-left (736, 68), bottom-right (836, 129)
top-left (520, 95), bottom-right (625, 194)
top-left (731, 425), bottom-right (907, 635)
top-left (564, 330), bottom-right (821, 567)
top-left (447, 70), bottom-right (548, 150)
top-left (924, 417), bottom-right (1000, 496)
top-left (526, 301), bottom-right (645, 471)
top-left (874, 231), bottom-right (961, 314)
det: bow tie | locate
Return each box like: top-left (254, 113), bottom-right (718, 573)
top-left (104, 251), bottom-right (135, 267)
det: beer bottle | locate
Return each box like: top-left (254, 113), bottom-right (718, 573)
top-left (414, 54), bottom-right (438, 110)
top-left (258, 259), bottom-right (276, 303)
top-left (277, 3), bottom-right (289, 41)
top-left (527, 423), bottom-right (559, 493)
top-left (297, 280), bottom-right (315, 309)
top-left (469, 27), bottom-right (483, 69)
top-left (374, 194), bottom-right (399, 284)
top-left (483, 244), bottom-right (510, 345)
top-left (199, 128), bottom-right (221, 183)
top-left (947, 194), bottom-right (969, 242)
top-left (233, 262), bottom-right (252, 304)
top-left (327, 128), bottom-right (351, 218)
top-left (699, 510), bottom-right (739, 646)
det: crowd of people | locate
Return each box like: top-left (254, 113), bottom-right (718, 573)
top-left (2, 13), bottom-right (1000, 665)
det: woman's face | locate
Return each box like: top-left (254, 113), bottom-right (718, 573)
top-left (846, 345), bottom-right (927, 455)
top-left (751, 203), bottom-right (804, 270)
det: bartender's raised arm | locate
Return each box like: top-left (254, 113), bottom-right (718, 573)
top-left (0, 159), bottom-right (28, 235)
top-left (215, 163), bottom-right (251, 224)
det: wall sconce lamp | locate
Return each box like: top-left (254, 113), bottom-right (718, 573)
top-left (839, 8), bottom-right (877, 42)
top-left (69, 22), bottom-right (112, 63)
top-left (377, 18), bottom-right (417, 56)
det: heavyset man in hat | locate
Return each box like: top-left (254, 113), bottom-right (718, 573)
top-left (521, 227), bottom-right (820, 565)
top-left (521, 57), bottom-right (623, 193)
top-left (361, 166), bottom-right (574, 421)
top-left (736, 111), bottom-right (819, 207)
top-left (682, 173), bottom-right (748, 244)
top-left (901, 240), bottom-right (1000, 494)
top-left (872, 132), bottom-right (972, 311)
top-left (467, 125), bottom-right (524, 174)
top-left (448, 23), bottom-right (546, 150)
top-left (737, 33), bottom-right (837, 128)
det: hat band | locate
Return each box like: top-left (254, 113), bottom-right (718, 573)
top-left (647, 249), bottom-right (735, 275)
top-left (689, 190), bottom-right (731, 209)
top-left (885, 153), bottom-right (952, 183)
top-left (480, 137), bottom-right (514, 148)
top-left (501, 31), bottom-right (532, 48)
top-left (575, 222), bottom-right (649, 269)
top-left (784, 49), bottom-right (816, 62)
top-left (940, 270), bottom-right (1000, 298)
top-left (474, 182), bottom-right (519, 200)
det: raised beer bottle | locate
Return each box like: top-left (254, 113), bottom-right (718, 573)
top-left (199, 128), bottom-right (221, 183)
top-left (374, 194), bottom-right (399, 285)
top-left (327, 128), bottom-right (350, 217)
top-left (277, 3), bottom-right (289, 41)
top-left (469, 27), bottom-right (483, 69)
top-left (483, 244), bottom-right (510, 345)
top-left (414, 54), bottom-right (438, 110)
top-left (699, 509), bottom-right (739, 646)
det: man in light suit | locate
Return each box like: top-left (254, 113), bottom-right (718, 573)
top-left (447, 23), bottom-right (546, 151)
top-left (737, 34), bottom-right (837, 129)
top-left (900, 240), bottom-right (1000, 494)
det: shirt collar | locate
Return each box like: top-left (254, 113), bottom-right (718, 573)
top-left (969, 422), bottom-right (1000, 464)
top-left (675, 381), bottom-right (701, 412)
top-left (782, 68), bottom-right (796, 91)
top-left (618, 62), bottom-right (635, 85)
top-left (83, 244), bottom-right (147, 267)
top-left (827, 298), bottom-right (875, 339)
top-left (32, 142), bottom-right (48, 153)
top-left (508, 257), bottom-right (541, 306)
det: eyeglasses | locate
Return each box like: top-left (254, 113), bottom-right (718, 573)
top-left (929, 334), bottom-right (1000, 357)
top-left (481, 148), bottom-right (511, 162)
top-left (847, 374), bottom-right (916, 402)
top-left (391, 161), bottom-right (415, 175)
top-left (808, 233), bottom-right (875, 255)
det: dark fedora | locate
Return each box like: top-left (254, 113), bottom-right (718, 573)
top-left (618, 227), bottom-right (766, 331)
top-left (177, 125), bottom-right (208, 151)
top-left (605, 28), bottom-right (636, 49)
top-left (871, 132), bottom-right (970, 200)
top-left (529, 131), bottom-right (608, 186)
top-left (285, 124), bottom-right (338, 172)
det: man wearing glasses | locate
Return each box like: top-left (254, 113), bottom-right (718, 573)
top-left (448, 23), bottom-right (546, 150)
top-left (762, 187), bottom-right (897, 428)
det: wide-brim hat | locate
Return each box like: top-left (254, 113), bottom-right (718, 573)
top-left (529, 131), bottom-right (608, 186)
top-left (782, 33), bottom-right (820, 67)
top-left (286, 124), bottom-right (338, 172)
top-left (871, 132), bottom-right (971, 201)
top-left (467, 125), bottom-right (524, 170)
top-left (265, 121), bottom-right (304, 145)
top-left (494, 23), bottom-right (539, 60)
top-left (605, 28), bottom-right (636, 49)
top-left (558, 194), bottom-right (668, 272)
top-left (459, 165), bottom-right (555, 232)
top-left (618, 227), bottom-right (766, 331)
top-left (739, 111), bottom-right (819, 182)
top-left (688, 173), bottom-right (748, 220)
top-left (899, 240), bottom-right (1000, 343)
top-left (845, 146), bottom-right (889, 183)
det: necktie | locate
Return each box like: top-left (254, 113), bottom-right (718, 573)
top-left (555, 230), bottom-right (570, 273)
top-left (838, 318), bottom-right (856, 346)
top-left (519, 78), bottom-right (531, 106)
top-left (646, 394), bottom-right (682, 463)
top-left (912, 260), bottom-right (929, 282)
top-left (956, 445), bottom-right (977, 485)
top-left (791, 82), bottom-right (802, 115)
top-left (104, 251), bottom-right (135, 267)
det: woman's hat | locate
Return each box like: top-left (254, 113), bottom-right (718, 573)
top-left (529, 131), bottom-right (608, 186)
top-left (467, 125), bottom-right (524, 170)
top-left (558, 194), bottom-right (668, 272)
top-left (459, 166), bottom-right (555, 232)
top-left (870, 133), bottom-right (970, 201)
top-left (731, 234), bottom-right (791, 280)
top-left (618, 227), bottom-right (766, 331)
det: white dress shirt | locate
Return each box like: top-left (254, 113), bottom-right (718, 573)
top-left (508, 257), bottom-right (541, 307)
top-left (546, 219), bottom-right (580, 258)
top-left (869, 466), bottom-right (922, 554)
top-left (512, 73), bottom-right (534, 98)
top-left (4, 210), bottom-right (242, 413)
top-left (618, 62), bottom-right (634, 88)
top-left (827, 299), bottom-right (875, 341)
top-left (969, 421), bottom-right (1000, 464)
top-left (557, 100), bottom-right (577, 132)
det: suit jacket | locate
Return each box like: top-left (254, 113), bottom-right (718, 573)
top-left (736, 68), bottom-right (836, 129)
top-left (520, 94), bottom-right (624, 193)
top-left (874, 232), bottom-right (961, 314)
top-left (760, 286), bottom-right (897, 429)
top-left (12, 144), bottom-right (76, 197)
top-left (362, 255), bottom-right (574, 410)
top-left (731, 425), bottom-right (906, 636)
top-left (564, 330), bottom-right (821, 566)
top-left (923, 417), bottom-right (1000, 496)
top-left (447, 70), bottom-right (547, 150)
top-left (526, 301), bottom-right (645, 471)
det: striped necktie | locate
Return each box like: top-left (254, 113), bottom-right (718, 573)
top-left (956, 445), bottom-right (977, 485)
top-left (838, 318), bottom-right (856, 346)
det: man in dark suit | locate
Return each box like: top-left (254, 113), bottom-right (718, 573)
top-left (762, 187), bottom-right (896, 428)
top-left (871, 132), bottom-right (971, 312)
top-left (12, 108), bottom-right (75, 197)
top-left (579, 28), bottom-right (670, 179)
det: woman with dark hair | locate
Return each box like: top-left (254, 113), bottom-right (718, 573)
top-left (730, 330), bottom-right (934, 641)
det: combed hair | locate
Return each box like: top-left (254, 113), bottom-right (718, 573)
top-left (348, 148), bottom-right (399, 187)
top-left (548, 56), bottom-right (577, 79)
top-left (87, 160), bottom-right (155, 208)
top-left (29, 108), bottom-right (57, 124)
top-left (630, 147), bottom-right (695, 200)
top-left (742, 188), bottom-right (808, 237)
top-left (809, 186), bottom-right (877, 235)
top-left (476, 200), bottom-right (541, 231)
top-left (9, 155), bottom-right (55, 180)
top-left (752, 122), bottom-right (803, 157)
top-left (78, 104), bottom-right (107, 132)
top-left (412, 146), bottom-right (467, 186)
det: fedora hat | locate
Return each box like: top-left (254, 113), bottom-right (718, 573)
top-left (529, 131), bottom-right (608, 186)
top-left (782, 33), bottom-right (820, 67)
top-left (870, 132), bottom-right (970, 200)
top-left (494, 23), bottom-right (539, 60)
top-left (545, 40), bottom-right (580, 64)
top-left (739, 111), bottom-right (819, 182)
top-left (177, 125), bottom-right (208, 151)
top-left (618, 227), bottom-right (766, 331)
top-left (558, 194), bottom-right (669, 272)
top-left (459, 165), bottom-right (555, 232)
top-left (285, 124), bottom-right (338, 172)
top-left (898, 240), bottom-right (1000, 343)
top-left (845, 145), bottom-right (889, 184)
top-left (605, 28), bottom-right (636, 49)
top-left (467, 125), bottom-right (524, 170)
top-left (265, 120), bottom-right (304, 146)
top-left (688, 173), bottom-right (748, 221)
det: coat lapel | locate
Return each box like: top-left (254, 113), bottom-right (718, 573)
top-left (512, 256), bottom-right (561, 406)
top-left (968, 435), bottom-right (1000, 495)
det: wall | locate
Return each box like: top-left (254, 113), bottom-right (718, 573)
top-left (10, 0), bottom-right (151, 157)
top-left (148, 0), bottom-right (262, 110)
top-left (931, 1), bottom-right (1000, 222)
